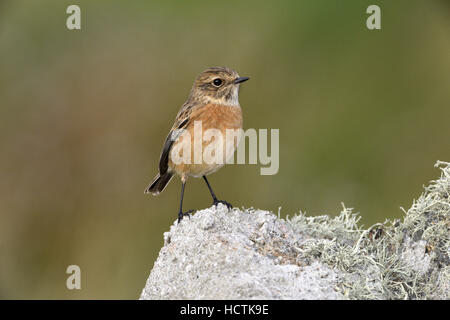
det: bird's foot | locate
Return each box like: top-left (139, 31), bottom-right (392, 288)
top-left (213, 199), bottom-right (232, 211)
top-left (177, 210), bottom-right (194, 224)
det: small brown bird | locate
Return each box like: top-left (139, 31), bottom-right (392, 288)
top-left (145, 67), bottom-right (249, 222)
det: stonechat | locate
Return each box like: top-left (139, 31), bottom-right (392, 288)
top-left (145, 67), bottom-right (249, 223)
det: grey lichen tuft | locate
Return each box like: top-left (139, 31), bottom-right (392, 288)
top-left (286, 161), bottom-right (450, 299)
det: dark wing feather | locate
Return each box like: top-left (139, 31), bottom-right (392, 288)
top-left (158, 133), bottom-right (174, 174)
top-left (158, 108), bottom-right (191, 174)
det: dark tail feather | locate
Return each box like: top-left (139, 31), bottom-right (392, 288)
top-left (145, 172), bottom-right (173, 195)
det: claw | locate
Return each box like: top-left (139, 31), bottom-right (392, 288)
top-left (177, 210), bottom-right (194, 223)
top-left (213, 199), bottom-right (232, 211)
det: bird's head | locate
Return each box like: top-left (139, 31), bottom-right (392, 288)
top-left (190, 67), bottom-right (249, 106)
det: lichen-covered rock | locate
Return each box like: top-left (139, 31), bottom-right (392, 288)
top-left (140, 161), bottom-right (450, 300)
top-left (140, 206), bottom-right (346, 300)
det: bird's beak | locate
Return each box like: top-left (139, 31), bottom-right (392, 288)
top-left (234, 76), bottom-right (249, 84)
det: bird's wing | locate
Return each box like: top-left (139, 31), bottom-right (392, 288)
top-left (158, 102), bottom-right (194, 174)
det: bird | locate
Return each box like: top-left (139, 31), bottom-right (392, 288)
top-left (145, 67), bottom-right (249, 223)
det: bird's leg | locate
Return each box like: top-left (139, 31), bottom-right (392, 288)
top-left (203, 176), bottom-right (232, 210)
top-left (178, 181), bottom-right (193, 223)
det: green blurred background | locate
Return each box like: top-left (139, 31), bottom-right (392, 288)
top-left (0, 0), bottom-right (449, 299)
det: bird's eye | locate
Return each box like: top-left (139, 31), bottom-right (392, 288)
top-left (212, 78), bottom-right (223, 87)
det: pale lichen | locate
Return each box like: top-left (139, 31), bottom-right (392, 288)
top-left (286, 161), bottom-right (450, 300)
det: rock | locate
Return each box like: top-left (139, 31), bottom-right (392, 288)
top-left (140, 161), bottom-right (450, 300)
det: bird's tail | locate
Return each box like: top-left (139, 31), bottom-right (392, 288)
top-left (144, 172), bottom-right (173, 195)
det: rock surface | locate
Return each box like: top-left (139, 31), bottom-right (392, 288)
top-left (140, 161), bottom-right (450, 300)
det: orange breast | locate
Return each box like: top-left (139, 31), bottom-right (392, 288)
top-left (168, 103), bottom-right (243, 178)
top-left (192, 103), bottom-right (242, 131)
